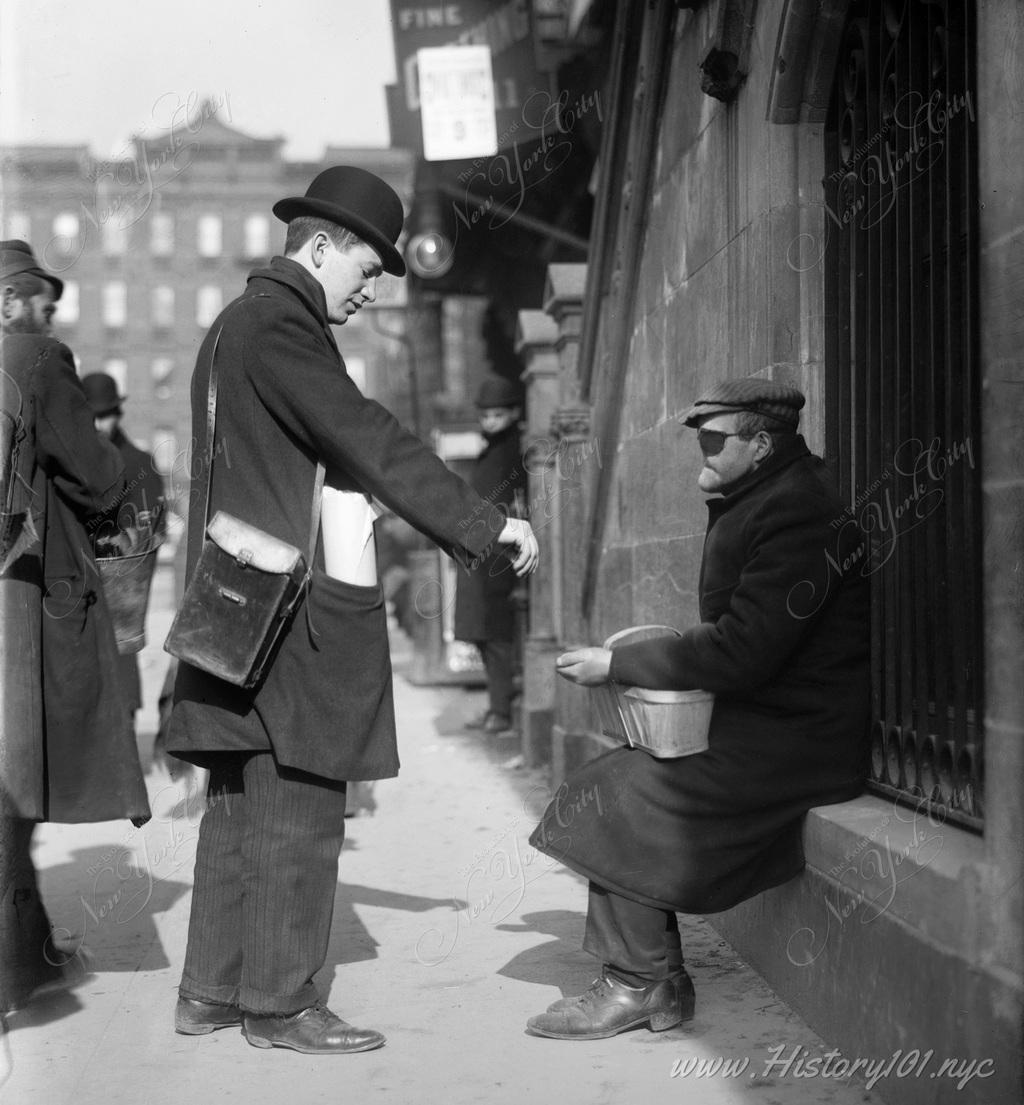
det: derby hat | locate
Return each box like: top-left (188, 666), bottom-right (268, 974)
top-left (475, 375), bottom-right (522, 409)
top-left (273, 166), bottom-right (406, 277)
top-left (81, 373), bottom-right (126, 416)
top-left (680, 376), bottom-right (805, 430)
top-left (0, 240), bottom-right (64, 300)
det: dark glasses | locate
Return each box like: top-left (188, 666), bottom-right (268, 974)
top-left (697, 429), bottom-right (745, 456)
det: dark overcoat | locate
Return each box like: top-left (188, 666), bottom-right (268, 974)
top-left (0, 334), bottom-right (150, 823)
top-left (168, 258), bottom-right (506, 781)
top-left (530, 436), bottom-right (870, 914)
top-left (453, 423), bottom-right (526, 643)
top-left (92, 429), bottom-right (166, 714)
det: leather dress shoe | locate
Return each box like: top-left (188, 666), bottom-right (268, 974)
top-left (527, 969), bottom-right (688, 1039)
top-left (175, 996), bottom-right (243, 1035)
top-left (243, 1002), bottom-right (385, 1054)
top-left (547, 966), bottom-right (696, 1018)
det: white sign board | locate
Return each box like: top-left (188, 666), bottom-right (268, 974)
top-left (417, 45), bottom-right (498, 162)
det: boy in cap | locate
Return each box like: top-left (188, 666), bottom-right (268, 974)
top-left (167, 167), bottom-right (537, 1053)
top-left (526, 376), bottom-right (869, 1039)
top-left (455, 374), bottom-right (527, 734)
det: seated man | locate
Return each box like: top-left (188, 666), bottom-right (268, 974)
top-left (527, 377), bottom-right (869, 1040)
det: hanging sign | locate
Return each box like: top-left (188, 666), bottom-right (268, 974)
top-left (418, 46), bottom-right (498, 161)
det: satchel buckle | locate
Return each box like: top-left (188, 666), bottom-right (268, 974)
top-left (235, 547), bottom-right (254, 568)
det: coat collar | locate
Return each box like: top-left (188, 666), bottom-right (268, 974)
top-left (706, 434), bottom-right (812, 516)
top-left (245, 256), bottom-right (336, 348)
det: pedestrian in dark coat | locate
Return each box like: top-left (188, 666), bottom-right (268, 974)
top-left (0, 242), bottom-right (150, 1013)
top-left (454, 374), bottom-right (527, 731)
top-left (166, 168), bottom-right (538, 1054)
top-left (526, 377), bottom-right (869, 1041)
top-left (81, 372), bottom-right (166, 718)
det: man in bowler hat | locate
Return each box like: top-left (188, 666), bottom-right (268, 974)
top-left (0, 242), bottom-right (150, 1013)
top-left (168, 167), bottom-right (538, 1053)
top-left (526, 377), bottom-right (868, 1039)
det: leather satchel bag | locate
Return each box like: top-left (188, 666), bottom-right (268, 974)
top-left (164, 297), bottom-right (325, 688)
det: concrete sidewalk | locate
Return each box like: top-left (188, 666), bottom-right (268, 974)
top-left (0, 568), bottom-right (884, 1105)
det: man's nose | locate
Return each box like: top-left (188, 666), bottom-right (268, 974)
top-left (362, 278), bottom-right (377, 303)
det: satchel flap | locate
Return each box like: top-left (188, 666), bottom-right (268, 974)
top-left (206, 511), bottom-right (303, 574)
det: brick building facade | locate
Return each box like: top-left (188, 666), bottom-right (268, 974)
top-left (0, 108), bottom-right (415, 527)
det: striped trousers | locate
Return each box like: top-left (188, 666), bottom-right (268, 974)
top-left (179, 751), bottom-right (348, 1014)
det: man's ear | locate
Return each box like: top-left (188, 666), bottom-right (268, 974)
top-left (309, 232), bottom-right (330, 269)
top-left (753, 430), bottom-right (774, 463)
top-left (1, 286), bottom-right (19, 320)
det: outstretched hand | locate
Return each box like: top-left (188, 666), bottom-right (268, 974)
top-left (555, 647), bottom-right (612, 686)
top-left (496, 518), bottom-right (539, 576)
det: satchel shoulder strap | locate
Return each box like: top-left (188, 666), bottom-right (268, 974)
top-left (201, 294), bottom-right (325, 570)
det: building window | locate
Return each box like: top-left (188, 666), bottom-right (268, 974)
top-left (103, 219), bottom-right (129, 256)
top-left (51, 212), bottom-right (80, 255)
top-left (197, 214), bottom-right (222, 257)
top-left (55, 281), bottom-right (79, 326)
top-left (151, 286), bottom-right (175, 329)
top-left (244, 214), bottom-right (270, 258)
top-left (151, 213), bottom-right (174, 256)
top-left (824, 0), bottom-right (981, 828)
top-left (6, 212), bottom-right (31, 241)
top-left (103, 282), bottom-right (127, 328)
top-left (151, 357), bottom-right (174, 401)
top-left (196, 285), bottom-right (222, 327)
top-left (102, 359), bottom-right (128, 397)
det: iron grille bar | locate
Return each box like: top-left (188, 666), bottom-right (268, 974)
top-left (825, 0), bottom-right (982, 831)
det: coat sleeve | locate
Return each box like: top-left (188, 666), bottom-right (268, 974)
top-left (240, 304), bottom-right (505, 562)
top-left (33, 342), bottom-right (125, 517)
top-left (609, 486), bottom-right (860, 695)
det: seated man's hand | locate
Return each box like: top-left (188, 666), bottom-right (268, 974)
top-left (496, 517), bottom-right (539, 576)
top-left (556, 647), bottom-right (612, 686)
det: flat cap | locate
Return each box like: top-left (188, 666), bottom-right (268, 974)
top-left (0, 239), bottom-right (63, 300)
top-left (680, 376), bottom-right (805, 429)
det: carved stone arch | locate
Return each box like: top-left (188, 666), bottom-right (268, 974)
top-left (767, 0), bottom-right (852, 122)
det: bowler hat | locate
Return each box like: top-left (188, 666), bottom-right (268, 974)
top-left (81, 373), bottom-right (125, 416)
top-left (273, 166), bottom-right (406, 277)
top-left (681, 377), bottom-right (805, 429)
top-left (475, 375), bottom-right (522, 409)
top-left (0, 240), bottom-right (64, 301)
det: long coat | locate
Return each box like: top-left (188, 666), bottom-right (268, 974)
top-left (168, 258), bottom-right (506, 782)
top-left (530, 436), bottom-right (870, 914)
top-left (453, 423), bottom-right (526, 643)
top-left (0, 334), bottom-right (150, 823)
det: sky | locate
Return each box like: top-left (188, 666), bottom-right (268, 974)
top-left (0, 0), bottom-right (397, 158)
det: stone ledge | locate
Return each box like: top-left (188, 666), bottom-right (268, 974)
top-left (711, 795), bottom-right (1023, 1105)
top-left (799, 794), bottom-right (989, 961)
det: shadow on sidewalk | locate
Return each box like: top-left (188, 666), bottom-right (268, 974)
top-left (38, 846), bottom-right (190, 973)
top-left (320, 882), bottom-right (469, 972)
top-left (494, 909), bottom-right (595, 999)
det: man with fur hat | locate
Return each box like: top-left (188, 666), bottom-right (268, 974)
top-left (0, 241), bottom-right (150, 1014)
top-left (455, 374), bottom-right (527, 734)
top-left (526, 376), bottom-right (868, 1040)
top-left (167, 167), bottom-right (537, 1053)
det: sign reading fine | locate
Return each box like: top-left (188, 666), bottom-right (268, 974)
top-left (418, 46), bottom-right (498, 161)
top-left (387, 0), bottom-right (545, 156)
